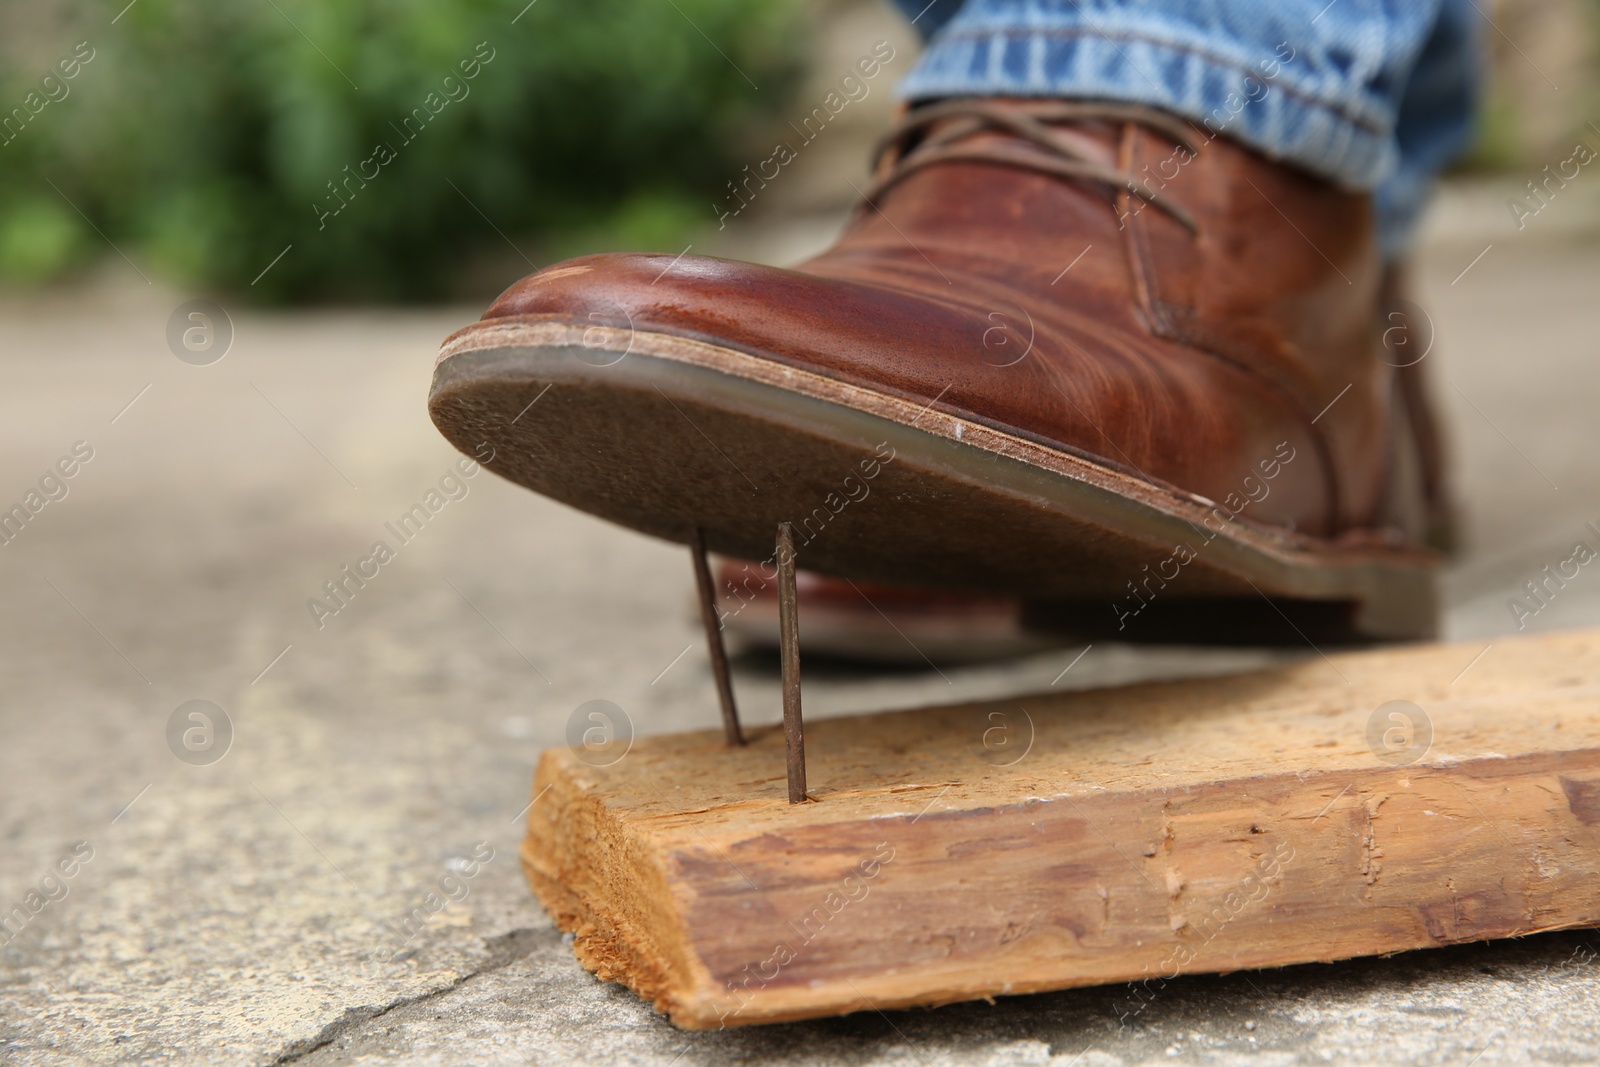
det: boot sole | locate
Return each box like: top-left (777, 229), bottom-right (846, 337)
top-left (430, 319), bottom-right (1438, 642)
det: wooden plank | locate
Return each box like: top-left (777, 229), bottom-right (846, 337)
top-left (520, 628), bottom-right (1600, 1028)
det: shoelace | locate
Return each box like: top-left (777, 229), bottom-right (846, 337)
top-left (862, 99), bottom-right (1200, 233)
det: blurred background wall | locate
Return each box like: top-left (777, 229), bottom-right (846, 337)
top-left (0, 0), bottom-right (1594, 304)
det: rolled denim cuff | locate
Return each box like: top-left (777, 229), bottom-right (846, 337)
top-left (897, 25), bottom-right (1391, 191)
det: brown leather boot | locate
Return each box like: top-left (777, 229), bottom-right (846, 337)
top-left (430, 98), bottom-right (1441, 642)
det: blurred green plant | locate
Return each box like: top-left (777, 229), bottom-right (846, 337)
top-left (0, 0), bottom-right (804, 301)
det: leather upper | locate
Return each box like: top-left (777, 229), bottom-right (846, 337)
top-left (479, 101), bottom-right (1420, 545)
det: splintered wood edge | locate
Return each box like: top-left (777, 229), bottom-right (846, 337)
top-left (521, 755), bottom-right (719, 1018)
top-left (521, 628), bottom-right (1600, 1027)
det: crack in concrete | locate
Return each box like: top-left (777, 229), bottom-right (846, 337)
top-left (270, 928), bottom-right (553, 1065)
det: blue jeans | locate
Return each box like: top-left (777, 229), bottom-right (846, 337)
top-left (889, 0), bottom-right (1480, 257)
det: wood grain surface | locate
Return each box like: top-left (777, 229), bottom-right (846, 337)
top-left (521, 628), bottom-right (1600, 1028)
